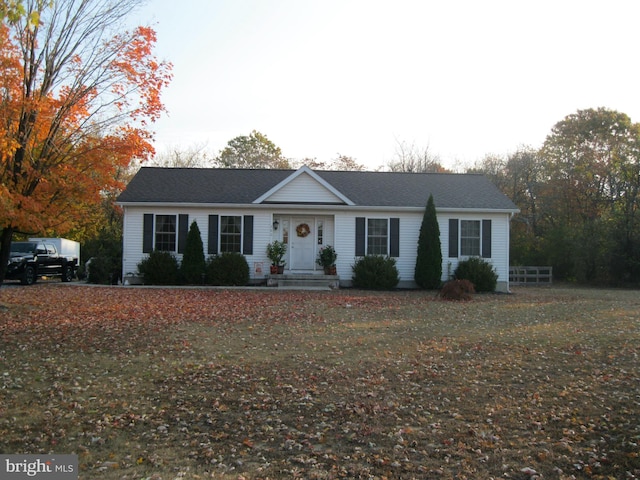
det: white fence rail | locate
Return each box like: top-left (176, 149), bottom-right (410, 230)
top-left (509, 266), bottom-right (553, 285)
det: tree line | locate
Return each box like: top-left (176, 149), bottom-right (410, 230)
top-left (1, 3), bottom-right (637, 287)
top-left (195, 109), bottom-right (640, 286)
top-left (471, 108), bottom-right (640, 285)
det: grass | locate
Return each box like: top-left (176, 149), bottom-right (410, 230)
top-left (0, 284), bottom-right (639, 479)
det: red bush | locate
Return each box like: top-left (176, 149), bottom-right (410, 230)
top-left (439, 279), bottom-right (475, 301)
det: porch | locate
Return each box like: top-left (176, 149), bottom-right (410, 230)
top-left (266, 273), bottom-right (340, 290)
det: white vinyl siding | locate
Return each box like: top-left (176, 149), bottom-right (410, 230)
top-left (264, 172), bottom-right (343, 203)
top-left (122, 207), bottom-right (513, 291)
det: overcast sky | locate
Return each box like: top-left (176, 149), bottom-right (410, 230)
top-left (132, 0), bottom-right (640, 170)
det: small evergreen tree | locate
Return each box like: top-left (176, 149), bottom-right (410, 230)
top-left (180, 221), bottom-right (206, 284)
top-left (415, 194), bottom-right (442, 288)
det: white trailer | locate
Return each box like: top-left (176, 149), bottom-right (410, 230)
top-left (29, 238), bottom-right (80, 261)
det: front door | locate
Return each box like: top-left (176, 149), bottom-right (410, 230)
top-left (290, 217), bottom-right (316, 270)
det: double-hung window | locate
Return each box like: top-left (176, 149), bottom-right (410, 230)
top-left (367, 218), bottom-right (388, 255)
top-left (143, 214), bottom-right (189, 254)
top-left (155, 215), bottom-right (177, 252)
top-left (448, 218), bottom-right (492, 258)
top-left (355, 217), bottom-right (400, 257)
top-left (220, 216), bottom-right (242, 253)
top-left (460, 220), bottom-right (481, 256)
top-left (207, 214), bottom-right (254, 255)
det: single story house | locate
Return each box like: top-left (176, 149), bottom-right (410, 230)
top-left (116, 166), bottom-right (519, 291)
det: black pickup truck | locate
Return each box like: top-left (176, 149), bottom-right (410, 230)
top-left (6, 240), bottom-right (79, 285)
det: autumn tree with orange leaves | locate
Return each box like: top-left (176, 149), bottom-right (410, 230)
top-left (0, 0), bottom-right (172, 285)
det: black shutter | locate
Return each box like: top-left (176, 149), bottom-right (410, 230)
top-left (482, 219), bottom-right (492, 258)
top-left (143, 214), bottom-right (154, 253)
top-left (355, 217), bottom-right (366, 256)
top-left (243, 216), bottom-right (254, 255)
top-left (178, 214), bottom-right (189, 254)
top-left (390, 218), bottom-right (400, 257)
top-left (208, 215), bottom-right (218, 254)
top-left (448, 219), bottom-right (458, 258)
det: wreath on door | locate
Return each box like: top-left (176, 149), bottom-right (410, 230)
top-left (296, 223), bottom-right (311, 238)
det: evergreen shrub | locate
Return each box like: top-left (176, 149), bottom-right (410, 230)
top-left (415, 194), bottom-right (442, 289)
top-left (137, 250), bottom-right (180, 285)
top-left (206, 252), bottom-right (250, 286)
top-left (454, 257), bottom-right (498, 292)
top-left (352, 255), bottom-right (399, 289)
top-left (86, 256), bottom-right (120, 285)
top-left (180, 221), bottom-right (206, 284)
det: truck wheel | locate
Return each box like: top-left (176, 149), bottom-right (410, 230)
top-left (62, 265), bottom-right (74, 282)
top-left (21, 266), bottom-right (36, 285)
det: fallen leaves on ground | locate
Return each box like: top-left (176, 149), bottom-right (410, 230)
top-left (0, 284), bottom-right (639, 479)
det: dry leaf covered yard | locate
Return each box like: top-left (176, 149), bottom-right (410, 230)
top-left (1, 284), bottom-right (639, 479)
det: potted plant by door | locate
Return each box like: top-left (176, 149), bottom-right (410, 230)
top-left (266, 240), bottom-right (287, 274)
top-left (316, 245), bottom-right (338, 275)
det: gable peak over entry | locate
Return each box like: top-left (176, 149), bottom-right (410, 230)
top-left (253, 166), bottom-right (355, 206)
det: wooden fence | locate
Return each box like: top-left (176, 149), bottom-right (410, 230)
top-left (509, 266), bottom-right (553, 285)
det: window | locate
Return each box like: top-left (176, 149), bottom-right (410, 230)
top-left (460, 220), bottom-right (481, 256)
top-left (220, 216), bottom-right (242, 253)
top-left (317, 220), bottom-right (324, 245)
top-left (155, 215), bottom-right (176, 251)
top-left (356, 217), bottom-right (399, 257)
top-left (449, 219), bottom-right (492, 258)
top-left (367, 218), bottom-right (388, 255)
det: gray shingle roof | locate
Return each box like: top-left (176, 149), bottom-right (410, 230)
top-left (117, 167), bottom-right (519, 211)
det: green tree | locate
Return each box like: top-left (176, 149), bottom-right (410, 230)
top-left (216, 130), bottom-right (290, 169)
top-left (414, 194), bottom-right (442, 288)
top-left (539, 107), bottom-right (640, 283)
top-left (180, 221), bottom-right (206, 284)
top-left (468, 147), bottom-right (545, 266)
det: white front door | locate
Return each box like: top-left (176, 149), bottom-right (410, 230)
top-left (290, 217), bottom-right (316, 270)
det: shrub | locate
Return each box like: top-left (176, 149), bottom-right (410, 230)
top-left (454, 257), bottom-right (498, 292)
top-left (439, 279), bottom-right (475, 301)
top-left (206, 252), bottom-right (250, 286)
top-left (352, 255), bottom-right (399, 289)
top-left (137, 250), bottom-right (180, 285)
top-left (86, 256), bottom-right (120, 285)
top-left (181, 221), bottom-right (206, 284)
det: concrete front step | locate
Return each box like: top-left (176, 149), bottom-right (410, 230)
top-left (267, 274), bottom-right (340, 290)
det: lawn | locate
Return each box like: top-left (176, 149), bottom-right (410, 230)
top-left (0, 284), bottom-right (639, 479)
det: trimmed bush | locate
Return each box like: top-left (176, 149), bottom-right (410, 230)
top-left (86, 256), bottom-right (120, 285)
top-left (206, 252), bottom-right (250, 286)
top-left (137, 250), bottom-right (180, 285)
top-left (454, 257), bottom-right (498, 292)
top-left (439, 279), bottom-right (475, 301)
top-left (352, 255), bottom-right (399, 289)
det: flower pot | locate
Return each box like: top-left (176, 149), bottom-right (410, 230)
top-left (324, 265), bottom-right (337, 275)
top-left (270, 265), bottom-right (278, 274)
top-left (277, 265), bottom-right (285, 274)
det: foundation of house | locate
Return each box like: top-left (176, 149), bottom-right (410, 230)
top-left (266, 273), bottom-right (340, 290)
